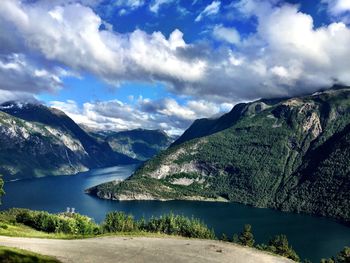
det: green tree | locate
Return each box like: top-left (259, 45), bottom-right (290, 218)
top-left (320, 259), bottom-right (335, 263)
top-left (238, 224), bottom-right (255, 247)
top-left (221, 233), bottom-right (229, 241)
top-left (336, 246), bottom-right (350, 263)
top-left (267, 234), bottom-right (300, 261)
top-left (103, 211), bottom-right (135, 233)
top-left (0, 177), bottom-right (4, 204)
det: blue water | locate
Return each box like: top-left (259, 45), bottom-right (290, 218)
top-left (1, 165), bottom-right (349, 262)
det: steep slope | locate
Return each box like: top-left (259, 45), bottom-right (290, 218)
top-left (0, 102), bottom-right (136, 180)
top-left (102, 129), bottom-right (172, 161)
top-left (87, 88), bottom-right (350, 221)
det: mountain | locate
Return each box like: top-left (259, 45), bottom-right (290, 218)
top-left (87, 87), bottom-right (350, 222)
top-left (0, 102), bottom-right (137, 181)
top-left (88, 129), bottom-right (173, 161)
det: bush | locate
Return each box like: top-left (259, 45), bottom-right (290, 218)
top-left (15, 209), bottom-right (99, 235)
top-left (266, 234), bottom-right (300, 261)
top-left (322, 246), bottom-right (350, 263)
top-left (140, 213), bottom-right (215, 239)
top-left (238, 224), bottom-right (255, 247)
top-left (102, 211), bottom-right (136, 233)
top-left (336, 246), bottom-right (350, 263)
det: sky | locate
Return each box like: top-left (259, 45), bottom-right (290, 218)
top-left (1, 0), bottom-right (350, 135)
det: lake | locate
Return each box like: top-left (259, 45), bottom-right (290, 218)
top-left (1, 165), bottom-right (349, 262)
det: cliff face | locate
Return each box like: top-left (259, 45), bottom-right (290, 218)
top-left (0, 102), bottom-right (136, 180)
top-left (88, 88), bottom-right (350, 221)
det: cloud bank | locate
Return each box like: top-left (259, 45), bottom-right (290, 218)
top-left (1, 0), bottom-right (350, 132)
top-left (50, 98), bottom-right (231, 135)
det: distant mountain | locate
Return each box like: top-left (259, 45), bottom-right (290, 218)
top-left (0, 102), bottom-right (137, 181)
top-left (88, 87), bottom-right (350, 222)
top-left (90, 129), bottom-right (173, 161)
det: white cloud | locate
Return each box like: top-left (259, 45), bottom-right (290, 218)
top-left (50, 98), bottom-right (228, 135)
top-left (1, 0), bottom-right (350, 107)
top-left (195, 1), bottom-right (221, 22)
top-left (149, 0), bottom-right (175, 13)
top-left (323, 0), bottom-right (350, 15)
top-left (213, 25), bottom-right (240, 44)
top-left (322, 0), bottom-right (350, 23)
top-left (0, 1), bottom-right (205, 89)
top-left (0, 90), bottom-right (37, 104)
top-left (0, 53), bottom-right (63, 93)
top-left (115, 0), bottom-right (145, 15)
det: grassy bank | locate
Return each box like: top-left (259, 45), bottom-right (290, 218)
top-left (0, 246), bottom-right (60, 263)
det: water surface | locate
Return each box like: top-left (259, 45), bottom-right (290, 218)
top-left (1, 165), bottom-right (350, 262)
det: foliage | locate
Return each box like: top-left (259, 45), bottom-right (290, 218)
top-left (320, 259), bottom-right (335, 263)
top-left (0, 176), bottom-right (4, 204)
top-left (237, 224), bottom-right (255, 247)
top-left (322, 246), bottom-right (350, 263)
top-left (265, 234), bottom-right (300, 261)
top-left (336, 246), bottom-right (350, 263)
top-left (0, 246), bottom-right (60, 263)
top-left (101, 211), bottom-right (215, 239)
top-left (102, 211), bottom-right (136, 233)
top-left (139, 213), bottom-right (215, 239)
top-left (14, 209), bottom-right (99, 235)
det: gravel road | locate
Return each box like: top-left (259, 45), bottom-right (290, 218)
top-left (0, 236), bottom-right (293, 263)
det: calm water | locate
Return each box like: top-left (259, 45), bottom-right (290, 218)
top-left (1, 165), bottom-right (350, 262)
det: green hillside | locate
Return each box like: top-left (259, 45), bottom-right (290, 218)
top-left (87, 87), bottom-right (350, 222)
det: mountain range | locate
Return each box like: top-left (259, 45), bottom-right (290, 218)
top-left (89, 129), bottom-right (173, 162)
top-left (0, 102), bottom-right (170, 181)
top-left (87, 87), bottom-right (350, 222)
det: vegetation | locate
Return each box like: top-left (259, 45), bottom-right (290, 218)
top-left (0, 209), bottom-right (214, 240)
top-left (230, 224), bottom-right (300, 261)
top-left (0, 246), bottom-right (60, 263)
top-left (102, 129), bottom-right (172, 161)
top-left (237, 224), bottom-right (255, 247)
top-left (88, 88), bottom-right (350, 222)
top-left (264, 235), bottom-right (300, 261)
top-left (321, 246), bottom-right (350, 263)
top-left (0, 176), bottom-right (4, 204)
top-left (0, 209), bottom-right (308, 261)
top-left (14, 209), bottom-right (100, 235)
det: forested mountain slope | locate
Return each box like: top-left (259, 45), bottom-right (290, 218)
top-left (88, 88), bottom-right (350, 221)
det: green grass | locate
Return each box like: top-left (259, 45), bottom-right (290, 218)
top-left (0, 246), bottom-right (60, 263)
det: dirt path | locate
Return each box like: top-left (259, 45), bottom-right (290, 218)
top-left (0, 236), bottom-right (293, 263)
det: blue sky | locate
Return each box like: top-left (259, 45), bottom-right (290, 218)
top-left (0, 0), bottom-right (350, 134)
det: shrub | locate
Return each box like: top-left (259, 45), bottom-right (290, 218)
top-left (15, 209), bottom-right (98, 235)
top-left (102, 211), bottom-right (136, 233)
top-left (140, 213), bottom-right (215, 239)
top-left (336, 246), bottom-right (350, 263)
top-left (266, 234), bottom-right (300, 261)
top-left (238, 224), bottom-right (255, 247)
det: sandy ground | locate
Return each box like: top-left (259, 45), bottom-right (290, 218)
top-left (0, 236), bottom-right (293, 263)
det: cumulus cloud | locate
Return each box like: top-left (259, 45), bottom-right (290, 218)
top-left (322, 0), bottom-right (350, 23)
top-left (1, 0), bottom-right (350, 106)
top-left (0, 1), bottom-right (205, 89)
top-left (212, 25), bottom-right (241, 44)
top-left (195, 1), bottom-right (221, 22)
top-left (50, 98), bottom-right (228, 135)
top-left (0, 53), bottom-right (63, 93)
